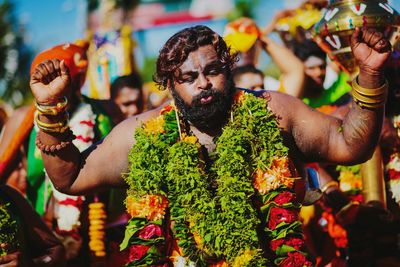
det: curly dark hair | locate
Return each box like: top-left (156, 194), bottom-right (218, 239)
top-left (154, 25), bottom-right (237, 90)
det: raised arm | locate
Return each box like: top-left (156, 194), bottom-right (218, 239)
top-left (269, 27), bottom-right (390, 164)
top-left (259, 36), bottom-right (305, 98)
top-left (29, 60), bottom-right (156, 195)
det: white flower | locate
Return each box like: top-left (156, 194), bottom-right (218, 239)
top-left (172, 256), bottom-right (196, 267)
top-left (390, 179), bottom-right (400, 204)
top-left (387, 155), bottom-right (400, 172)
top-left (56, 205), bottom-right (81, 231)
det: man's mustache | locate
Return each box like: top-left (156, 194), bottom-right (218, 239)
top-left (191, 89), bottom-right (223, 106)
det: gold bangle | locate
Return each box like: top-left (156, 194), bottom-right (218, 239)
top-left (352, 76), bottom-right (388, 96)
top-left (352, 89), bottom-right (387, 105)
top-left (35, 97), bottom-right (68, 116)
top-left (351, 76), bottom-right (388, 109)
top-left (321, 180), bottom-right (339, 193)
top-left (34, 112), bottom-right (69, 133)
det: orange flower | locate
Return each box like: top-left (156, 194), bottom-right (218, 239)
top-left (316, 105), bottom-right (337, 115)
top-left (233, 91), bottom-right (245, 103)
top-left (253, 157), bottom-right (295, 195)
top-left (209, 260), bottom-right (229, 267)
top-left (126, 195), bottom-right (168, 221)
top-left (322, 211), bottom-right (348, 248)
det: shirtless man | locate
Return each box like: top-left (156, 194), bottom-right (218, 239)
top-left (30, 25), bottom-right (389, 202)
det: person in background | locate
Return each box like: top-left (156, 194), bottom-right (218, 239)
top-left (229, 17), bottom-right (306, 97)
top-left (0, 42), bottom-right (124, 266)
top-left (110, 73), bottom-right (144, 119)
top-left (0, 184), bottom-right (66, 267)
top-left (232, 64), bottom-right (265, 91)
top-left (294, 40), bottom-right (351, 108)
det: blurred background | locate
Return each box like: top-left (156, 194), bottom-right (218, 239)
top-left (1, 0), bottom-right (397, 107)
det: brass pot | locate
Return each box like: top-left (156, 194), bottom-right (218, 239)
top-left (313, 0), bottom-right (400, 75)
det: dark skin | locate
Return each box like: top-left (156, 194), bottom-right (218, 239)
top-left (0, 61), bottom-right (123, 182)
top-left (29, 27), bottom-right (390, 195)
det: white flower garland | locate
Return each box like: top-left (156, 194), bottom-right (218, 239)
top-left (386, 114), bottom-right (400, 206)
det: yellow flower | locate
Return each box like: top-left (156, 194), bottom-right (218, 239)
top-left (182, 134), bottom-right (198, 144)
top-left (143, 116), bottom-right (165, 134)
top-left (126, 194), bottom-right (168, 221)
top-left (232, 250), bottom-right (258, 267)
top-left (338, 170), bottom-right (362, 192)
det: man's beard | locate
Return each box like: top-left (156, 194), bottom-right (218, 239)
top-left (171, 78), bottom-right (235, 131)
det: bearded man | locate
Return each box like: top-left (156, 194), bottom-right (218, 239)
top-left (29, 25), bottom-right (391, 266)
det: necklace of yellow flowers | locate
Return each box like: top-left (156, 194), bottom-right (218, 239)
top-left (120, 91), bottom-right (312, 267)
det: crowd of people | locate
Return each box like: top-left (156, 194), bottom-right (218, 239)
top-left (1, 0), bottom-right (400, 266)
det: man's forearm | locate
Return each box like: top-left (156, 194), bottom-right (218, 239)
top-left (39, 127), bottom-right (82, 193)
top-left (339, 70), bottom-right (385, 162)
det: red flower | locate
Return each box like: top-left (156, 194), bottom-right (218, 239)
top-left (160, 105), bottom-right (173, 115)
top-left (273, 192), bottom-right (295, 205)
top-left (270, 237), bottom-right (304, 251)
top-left (285, 237), bottom-right (304, 250)
top-left (280, 252), bottom-right (312, 267)
top-left (388, 169), bottom-right (400, 180)
top-left (348, 194), bottom-right (363, 203)
top-left (268, 207), bottom-right (298, 230)
top-left (129, 244), bottom-right (150, 261)
top-left (270, 239), bottom-right (285, 251)
top-left (138, 224), bottom-right (162, 239)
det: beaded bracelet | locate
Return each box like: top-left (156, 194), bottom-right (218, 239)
top-left (35, 129), bottom-right (75, 153)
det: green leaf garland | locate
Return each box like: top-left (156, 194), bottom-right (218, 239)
top-left (122, 92), bottom-right (312, 267)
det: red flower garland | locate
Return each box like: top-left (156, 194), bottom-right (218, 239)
top-left (280, 252), bottom-right (312, 267)
top-left (256, 159), bottom-right (313, 267)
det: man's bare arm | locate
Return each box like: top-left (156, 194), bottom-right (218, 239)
top-left (269, 27), bottom-right (390, 164)
top-left (29, 59), bottom-right (160, 195)
top-left (269, 90), bottom-right (382, 164)
top-left (40, 108), bottom-right (161, 195)
top-left (260, 36), bottom-right (305, 98)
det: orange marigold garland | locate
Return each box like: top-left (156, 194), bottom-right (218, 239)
top-left (88, 201), bottom-right (107, 257)
top-left (122, 92), bottom-right (312, 266)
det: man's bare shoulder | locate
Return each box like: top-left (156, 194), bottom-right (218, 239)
top-left (104, 104), bottom-right (167, 147)
top-left (118, 105), bottom-right (165, 131)
top-left (262, 91), bottom-right (299, 131)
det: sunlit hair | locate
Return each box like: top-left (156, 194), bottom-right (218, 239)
top-left (154, 25), bottom-right (237, 90)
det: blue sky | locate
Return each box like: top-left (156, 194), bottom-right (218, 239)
top-left (12, 0), bottom-right (292, 53)
top-left (14, 0), bottom-right (86, 51)
top-left (11, 0), bottom-right (400, 58)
